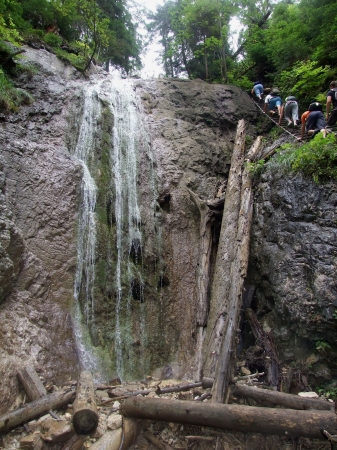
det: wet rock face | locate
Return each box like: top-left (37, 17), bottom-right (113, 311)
top-left (249, 170), bottom-right (337, 383)
top-left (0, 47), bottom-right (83, 413)
top-left (0, 160), bottom-right (25, 301)
top-left (0, 46), bottom-right (270, 410)
top-left (134, 79), bottom-right (259, 379)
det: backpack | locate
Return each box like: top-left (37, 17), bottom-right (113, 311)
top-left (308, 102), bottom-right (322, 112)
top-left (331, 89), bottom-right (337, 103)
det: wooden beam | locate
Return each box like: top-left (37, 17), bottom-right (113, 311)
top-left (120, 397), bottom-right (337, 439)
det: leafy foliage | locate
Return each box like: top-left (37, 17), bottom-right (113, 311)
top-left (277, 61), bottom-right (332, 107)
top-left (0, 0), bottom-right (142, 74)
top-left (247, 133), bottom-right (337, 183)
top-left (276, 134), bottom-right (337, 183)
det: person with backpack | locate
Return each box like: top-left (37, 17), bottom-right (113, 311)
top-left (325, 80), bottom-right (337, 126)
top-left (264, 89), bottom-right (282, 116)
top-left (278, 96), bottom-right (299, 127)
top-left (299, 102), bottom-right (327, 140)
top-left (251, 81), bottom-right (264, 101)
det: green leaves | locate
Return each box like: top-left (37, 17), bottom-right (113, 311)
top-left (278, 60), bottom-right (332, 103)
top-left (276, 133), bottom-right (337, 183)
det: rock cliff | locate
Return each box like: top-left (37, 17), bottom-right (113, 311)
top-left (0, 46), bottom-right (336, 413)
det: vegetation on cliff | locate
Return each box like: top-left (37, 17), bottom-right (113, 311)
top-left (147, 0), bottom-right (336, 92)
top-left (0, 0), bottom-right (142, 80)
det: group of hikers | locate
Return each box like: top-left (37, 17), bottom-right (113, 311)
top-left (251, 80), bottom-right (337, 141)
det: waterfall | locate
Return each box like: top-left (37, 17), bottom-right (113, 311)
top-left (107, 76), bottom-right (146, 380)
top-left (72, 82), bottom-right (102, 377)
top-left (71, 74), bottom-right (159, 382)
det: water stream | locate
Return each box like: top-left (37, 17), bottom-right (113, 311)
top-left (72, 75), bottom-right (158, 381)
top-left (72, 81), bottom-right (103, 377)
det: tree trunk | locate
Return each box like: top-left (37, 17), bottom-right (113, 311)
top-left (211, 162), bottom-right (254, 403)
top-left (204, 38), bottom-right (209, 80)
top-left (181, 42), bottom-right (192, 80)
top-left (203, 136), bottom-right (262, 403)
top-left (73, 371), bottom-right (99, 435)
top-left (188, 188), bottom-right (216, 380)
top-left (233, 384), bottom-right (334, 411)
top-left (202, 119), bottom-right (246, 380)
top-left (120, 397), bottom-right (337, 439)
top-left (0, 390), bottom-right (75, 433)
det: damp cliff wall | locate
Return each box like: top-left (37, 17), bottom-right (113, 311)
top-left (0, 46), bottom-right (336, 413)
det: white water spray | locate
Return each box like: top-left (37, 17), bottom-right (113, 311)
top-left (72, 82), bottom-right (102, 376)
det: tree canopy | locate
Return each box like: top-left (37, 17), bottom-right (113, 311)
top-left (0, 0), bottom-right (142, 74)
top-left (147, 0), bottom-right (337, 99)
top-left (0, 0), bottom-right (337, 107)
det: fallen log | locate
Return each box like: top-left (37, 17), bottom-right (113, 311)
top-left (89, 429), bottom-right (122, 450)
top-left (72, 371), bottom-right (99, 435)
top-left (0, 389), bottom-right (75, 434)
top-left (88, 418), bottom-right (138, 450)
top-left (156, 382), bottom-right (202, 395)
top-left (61, 434), bottom-right (86, 450)
top-left (17, 366), bottom-right (47, 401)
top-left (17, 365), bottom-right (60, 419)
top-left (120, 397), bottom-right (337, 439)
top-left (211, 135), bottom-right (262, 403)
top-left (202, 119), bottom-right (247, 380)
top-left (233, 384), bottom-right (335, 411)
top-left (233, 384), bottom-right (334, 411)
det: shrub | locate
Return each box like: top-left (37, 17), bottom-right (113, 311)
top-left (0, 68), bottom-right (34, 111)
top-left (276, 133), bottom-right (337, 183)
top-left (44, 33), bottom-right (62, 48)
top-left (246, 132), bottom-right (337, 183)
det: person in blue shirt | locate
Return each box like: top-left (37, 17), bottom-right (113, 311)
top-left (251, 81), bottom-right (264, 101)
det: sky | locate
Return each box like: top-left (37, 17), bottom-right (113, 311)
top-left (133, 0), bottom-right (165, 78)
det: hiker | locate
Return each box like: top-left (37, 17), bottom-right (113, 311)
top-left (278, 96), bottom-right (299, 127)
top-left (264, 89), bottom-right (282, 116)
top-left (325, 80), bottom-right (337, 126)
top-left (251, 81), bottom-right (264, 101)
top-left (299, 102), bottom-right (327, 140)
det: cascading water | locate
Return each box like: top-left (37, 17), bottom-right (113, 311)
top-left (72, 81), bottom-right (103, 378)
top-left (72, 74), bottom-right (160, 382)
top-left (107, 76), bottom-right (149, 381)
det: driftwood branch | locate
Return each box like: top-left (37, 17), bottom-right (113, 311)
top-left (120, 396), bottom-right (337, 439)
top-left (99, 382), bottom-right (203, 405)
